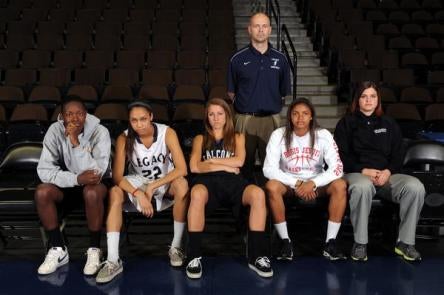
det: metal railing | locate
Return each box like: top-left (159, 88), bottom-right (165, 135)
top-left (281, 24), bottom-right (298, 99)
top-left (266, 0), bottom-right (281, 50)
top-left (266, 0), bottom-right (298, 99)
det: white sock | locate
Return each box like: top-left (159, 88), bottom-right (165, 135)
top-left (326, 220), bottom-right (341, 242)
top-left (106, 232), bottom-right (120, 263)
top-left (171, 221), bottom-right (185, 249)
top-left (274, 222), bottom-right (290, 240)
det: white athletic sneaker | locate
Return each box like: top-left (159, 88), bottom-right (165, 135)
top-left (83, 247), bottom-right (102, 276)
top-left (168, 246), bottom-right (185, 267)
top-left (37, 247), bottom-right (69, 275)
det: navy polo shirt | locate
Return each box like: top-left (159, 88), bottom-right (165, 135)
top-left (227, 43), bottom-right (291, 114)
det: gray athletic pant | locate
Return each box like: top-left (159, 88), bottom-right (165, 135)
top-left (344, 173), bottom-right (425, 245)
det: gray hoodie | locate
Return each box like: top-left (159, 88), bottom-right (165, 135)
top-left (37, 113), bottom-right (111, 188)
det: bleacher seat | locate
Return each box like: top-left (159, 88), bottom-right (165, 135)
top-left (403, 141), bottom-right (444, 222)
top-left (101, 85), bottom-right (134, 103)
top-left (386, 103), bottom-right (424, 139)
top-left (21, 50), bottom-right (51, 69)
top-left (0, 142), bottom-right (43, 246)
top-left (425, 104), bottom-right (444, 132)
top-left (172, 102), bottom-right (205, 158)
top-left (6, 104), bottom-right (48, 148)
top-left (94, 103), bottom-right (128, 139)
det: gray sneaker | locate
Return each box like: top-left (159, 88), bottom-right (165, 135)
top-left (395, 242), bottom-right (422, 262)
top-left (168, 246), bottom-right (185, 267)
top-left (351, 242), bottom-right (368, 261)
top-left (96, 260), bottom-right (123, 284)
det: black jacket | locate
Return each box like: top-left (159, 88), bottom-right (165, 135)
top-left (334, 111), bottom-right (403, 174)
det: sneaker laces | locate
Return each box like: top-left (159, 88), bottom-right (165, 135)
top-left (100, 260), bottom-right (119, 274)
top-left (405, 245), bottom-right (420, 257)
top-left (169, 247), bottom-right (185, 259)
top-left (255, 257), bottom-right (271, 268)
top-left (188, 257), bottom-right (201, 268)
top-left (85, 249), bottom-right (100, 265)
top-left (355, 244), bottom-right (366, 253)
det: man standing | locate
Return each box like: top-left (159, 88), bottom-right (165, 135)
top-left (35, 96), bottom-right (111, 276)
top-left (227, 12), bottom-right (291, 182)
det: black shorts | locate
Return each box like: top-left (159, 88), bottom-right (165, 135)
top-left (56, 178), bottom-right (113, 216)
top-left (191, 172), bottom-right (249, 218)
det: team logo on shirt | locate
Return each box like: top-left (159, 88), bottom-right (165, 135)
top-left (204, 149), bottom-right (233, 160)
top-left (135, 153), bottom-right (167, 167)
top-left (271, 58), bottom-right (280, 69)
top-left (284, 147), bottom-right (320, 172)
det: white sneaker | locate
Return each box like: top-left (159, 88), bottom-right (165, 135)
top-left (83, 247), bottom-right (102, 276)
top-left (168, 246), bottom-right (185, 267)
top-left (37, 247), bottom-right (69, 275)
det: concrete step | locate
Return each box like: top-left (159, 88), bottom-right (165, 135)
top-left (295, 84), bottom-right (337, 94)
top-left (296, 67), bottom-right (327, 76)
top-left (276, 113), bottom-right (343, 131)
top-left (292, 75), bottom-right (328, 85)
top-left (295, 57), bottom-right (320, 67)
top-left (293, 51), bottom-right (318, 57)
top-left (285, 51), bottom-right (318, 58)
top-left (281, 104), bottom-right (345, 118)
top-left (284, 94), bottom-right (338, 105)
top-left (317, 117), bottom-right (342, 130)
top-left (316, 104), bottom-right (347, 116)
top-left (288, 50), bottom-right (319, 58)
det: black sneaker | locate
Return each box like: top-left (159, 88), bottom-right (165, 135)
top-left (351, 242), bottom-right (368, 262)
top-left (186, 257), bottom-right (202, 279)
top-left (395, 242), bottom-right (422, 262)
top-left (277, 239), bottom-right (293, 261)
top-left (323, 239), bottom-right (346, 261)
top-left (248, 256), bottom-right (273, 278)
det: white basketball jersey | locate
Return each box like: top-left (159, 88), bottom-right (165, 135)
top-left (125, 123), bottom-right (173, 181)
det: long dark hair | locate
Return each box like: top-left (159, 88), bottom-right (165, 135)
top-left (125, 101), bottom-right (153, 160)
top-left (284, 97), bottom-right (319, 152)
top-left (350, 81), bottom-right (384, 116)
top-left (203, 98), bottom-right (236, 153)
